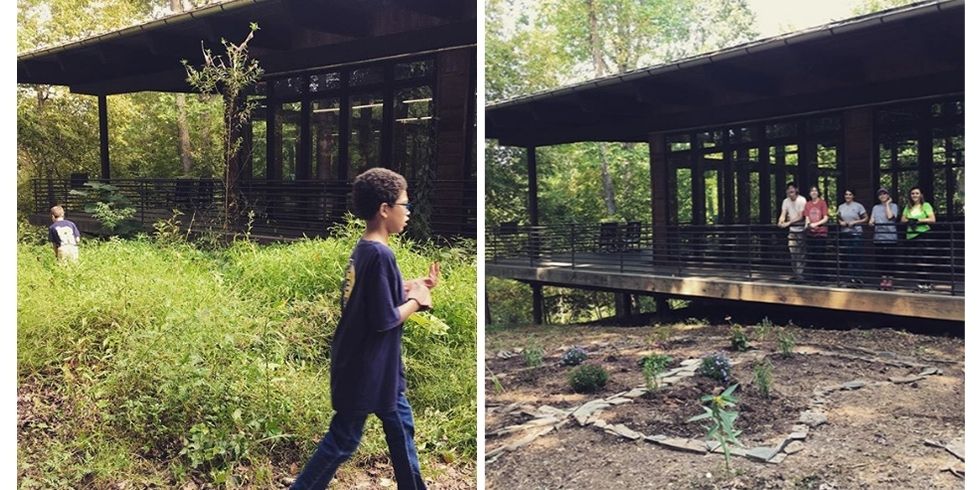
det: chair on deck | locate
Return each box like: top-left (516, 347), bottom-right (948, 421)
top-left (623, 221), bottom-right (641, 251)
top-left (599, 222), bottom-right (620, 253)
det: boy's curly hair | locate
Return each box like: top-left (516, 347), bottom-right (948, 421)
top-left (351, 168), bottom-right (408, 220)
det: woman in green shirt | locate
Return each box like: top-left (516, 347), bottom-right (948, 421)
top-left (900, 187), bottom-right (936, 291)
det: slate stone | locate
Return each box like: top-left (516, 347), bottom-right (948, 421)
top-left (505, 426), bottom-right (554, 451)
top-left (680, 358), bottom-right (700, 367)
top-left (946, 438), bottom-right (965, 461)
top-left (768, 452), bottom-right (788, 464)
top-left (592, 419), bottom-right (609, 429)
top-left (608, 424), bottom-right (643, 440)
top-left (745, 446), bottom-right (780, 462)
top-left (706, 441), bottom-right (748, 457)
top-left (889, 375), bottom-right (926, 384)
top-left (799, 410), bottom-right (828, 428)
top-left (784, 441), bottom-right (805, 454)
top-left (572, 400), bottom-right (611, 425)
top-left (839, 380), bottom-right (866, 390)
top-left (623, 388), bottom-right (648, 398)
top-left (919, 367), bottom-right (939, 376)
top-left (654, 437), bottom-right (708, 454)
top-left (645, 434), bottom-right (668, 443)
top-left (606, 397), bottom-right (633, 405)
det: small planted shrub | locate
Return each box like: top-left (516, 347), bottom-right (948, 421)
top-left (730, 325), bottom-right (750, 352)
top-left (777, 328), bottom-right (797, 357)
top-left (569, 364), bottom-right (608, 393)
top-left (523, 345), bottom-right (544, 367)
top-left (753, 358), bottom-right (773, 398)
top-left (560, 346), bottom-right (588, 366)
top-left (755, 316), bottom-right (774, 341)
top-left (641, 354), bottom-right (673, 390)
top-left (687, 384), bottom-right (743, 473)
top-left (698, 353), bottom-right (732, 384)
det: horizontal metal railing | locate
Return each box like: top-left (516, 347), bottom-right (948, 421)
top-left (31, 177), bottom-right (476, 237)
top-left (487, 221), bottom-right (964, 295)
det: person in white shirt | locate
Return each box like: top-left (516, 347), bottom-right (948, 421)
top-left (777, 182), bottom-right (807, 279)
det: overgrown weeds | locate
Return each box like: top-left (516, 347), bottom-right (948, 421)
top-left (17, 223), bottom-right (476, 487)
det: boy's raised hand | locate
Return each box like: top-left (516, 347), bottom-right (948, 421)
top-left (423, 262), bottom-right (440, 289)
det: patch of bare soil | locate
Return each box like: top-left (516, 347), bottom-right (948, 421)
top-left (486, 324), bottom-right (964, 489)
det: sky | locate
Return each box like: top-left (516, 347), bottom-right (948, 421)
top-left (747, 0), bottom-right (867, 37)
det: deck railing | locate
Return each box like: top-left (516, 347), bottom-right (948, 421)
top-left (488, 221), bottom-right (964, 295)
top-left (31, 177), bottom-right (476, 237)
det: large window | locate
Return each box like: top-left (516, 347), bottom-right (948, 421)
top-left (393, 86), bottom-right (434, 180)
top-left (276, 102), bottom-right (301, 181)
top-left (666, 115), bottom-right (842, 225)
top-left (250, 56), bottom-right (436, 183)
top-left (876, 97), bottom-right (964, 218)
top-left (349, 93), bottom-right (384, 176)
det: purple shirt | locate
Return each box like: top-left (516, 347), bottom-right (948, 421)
top-left (48, 220), bottom-right (80, 247)
top-left (330, 240), bottom-right (405, 413)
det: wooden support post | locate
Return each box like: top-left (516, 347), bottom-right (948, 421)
top-left (842, 108), bottom-right (874, 204)
top-left (98, 94), bottom-right (110, 179)
top-left (527, 146), bottom-right (539, 226)
top-left (655, 295), bottom-right (670, 316)
top-left (649, 133), bottom-right (668, 259)
top-left (616, 293), bottom-right (633, 320)
top-left (531, 282), bottom-right (543, 325)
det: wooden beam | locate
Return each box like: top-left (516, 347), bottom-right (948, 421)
top-left (487, 263), bottom-right (964, 321)
top-left (531, 282), bottom-right (544, 325)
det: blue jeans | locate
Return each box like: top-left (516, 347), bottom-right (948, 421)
top-left (292, 392), bottom-right (426, 490)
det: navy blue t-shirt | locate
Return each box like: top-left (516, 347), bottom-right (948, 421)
top-left (330, 239), bottom-right (406, 413)
top-left (48, 220), bottom-right (80, 247)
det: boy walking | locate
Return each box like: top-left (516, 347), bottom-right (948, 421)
top-left (292, 168), bottom-right (438, 490)
top-left (48, 205), bottom-right (80, 262)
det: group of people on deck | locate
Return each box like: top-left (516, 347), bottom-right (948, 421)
top-left (777, 182), bottom-right (937, 291)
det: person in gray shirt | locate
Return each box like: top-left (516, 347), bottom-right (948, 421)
top-left (836, 189), bottom-right (868, 286)
top-left (868, 187), bottom-right (899, 290)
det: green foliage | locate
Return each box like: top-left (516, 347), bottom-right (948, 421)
top-left (641, 353), bottom-right (672, 390)
top-left (777, 328), bottom-right (797, 357)
top-left (523, 344), bottom-right (544, 367)
top-left (753, 358), bottom-right (773, 398)
top-left (687, 384), bottom-right (743, 473)
top-left (729, 325), bottom-right (749, 352)
top-left (698, 353), bottom-right (732, 384)
top-left (68, 182), bottom-right (138, 234)
top-left (569, 364), bottom-right (608, 393)
top-left (17, 232), bottom-right (475, 486)
top-left (755, 316), bottom-right (774, 341)
top-left (560, 346), bottom-right (588, 366)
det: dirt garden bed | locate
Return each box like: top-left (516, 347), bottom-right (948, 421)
top-left (486, 322), bottom-right (964, 489)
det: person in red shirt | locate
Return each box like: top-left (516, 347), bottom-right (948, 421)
top-left (804, 185), bottom-right (829, 281)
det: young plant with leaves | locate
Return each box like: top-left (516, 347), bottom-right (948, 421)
top-left (641, 353), bottom-right (672, 390)
top-left (730, 325), bottom-right (749, 352)
top-left (777, 328), bottom-right (796, 357)
top-left (523, 345), bottom-right (544, 367)
top-left (753, 358), bottom-right (773, 398)
top-left (687, 384), bottom-right (743, 473)
top-left (182, 23), bottom-right (263, 231)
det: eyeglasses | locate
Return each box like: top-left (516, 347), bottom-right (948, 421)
top-left (389, 201), bottom-right (413, 212)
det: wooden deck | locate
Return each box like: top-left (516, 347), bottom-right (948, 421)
top-left (488, 252), bottom-right (964, 322)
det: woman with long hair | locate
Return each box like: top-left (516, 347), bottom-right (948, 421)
top-left (900, 186), bottom-right (937, 291)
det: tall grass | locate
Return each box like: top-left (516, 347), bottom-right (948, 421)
top-left (17, 226), bottom-right (476, 488)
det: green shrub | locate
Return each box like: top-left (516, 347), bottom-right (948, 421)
top-left (753, 358), bottom-right (773, 398)
top-left (640, 354), bottom-right (672, 390)
top-left (698, 353), bottom-right (732, 384)
top-left (730, 325), bottom-right (749, 352)
top-left (754, 316), bottom-right (774, 341)
top-left (569, 364), bottom-right (608, 393)
top-left (777, 328), bottom-right (797, 357)
top-left (523, 345), bottom-right (544, 367)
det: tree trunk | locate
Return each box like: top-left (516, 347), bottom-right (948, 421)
top-left (598, 143), bottom-right (617, 215)
top-left (171, 0), bottom-right (194, 176)
top-left (586, 0), bottom-right (609, 77)
top-left (587, 0), bottom-right (616, 215)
